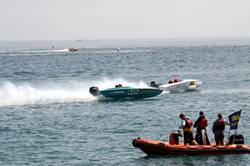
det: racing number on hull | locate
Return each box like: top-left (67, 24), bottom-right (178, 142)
top-left (128, 89), bottom-right (139, 95)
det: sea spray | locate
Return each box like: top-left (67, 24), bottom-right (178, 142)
top-left (0, 78), bottom-right (150, 107)
top-left (94, 78), bottom-right (149, 90)
top-left (0, 81), bottom-right (94, 107)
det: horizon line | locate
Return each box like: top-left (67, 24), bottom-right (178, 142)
top-left (1, 36), bottom-right (250, 43)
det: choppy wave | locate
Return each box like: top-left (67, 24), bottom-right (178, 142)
top-left (0, 78), bottom-right (149, 107)
top-left (201, 89), bottom-right (250, 94)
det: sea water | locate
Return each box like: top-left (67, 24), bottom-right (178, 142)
top-left (0, 39), bottom-right (250, 165)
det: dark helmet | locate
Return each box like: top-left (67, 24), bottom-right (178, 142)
top-left (179, 113), bottom-right (185, 119)
top-left (168, 80), bottom-right (173, 84)
top-left (218, 113), bottom-right (222, 119)
top-left (89, 87), bottom-right (99, 96)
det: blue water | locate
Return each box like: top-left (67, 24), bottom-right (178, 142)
top-left (0, 39), bottom-right (250, 165)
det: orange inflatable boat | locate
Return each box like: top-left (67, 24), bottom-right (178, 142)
top-left (132, 132), bottom-right (250, 155)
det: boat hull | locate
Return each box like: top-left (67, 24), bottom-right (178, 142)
top-left (100, 87), bottom-right (162, 99)
top-left (132, 138), bottom-right (250, 155)
top-left (68, 48), bottom-right (78, 52)
top-left (158, 79), bottom-right (202, 92)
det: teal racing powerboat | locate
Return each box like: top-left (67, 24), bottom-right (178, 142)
top-left (89, 85), bottom-right (162, 99)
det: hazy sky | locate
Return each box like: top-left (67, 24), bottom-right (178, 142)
top-left (1, 0), bottom-right (250, 41)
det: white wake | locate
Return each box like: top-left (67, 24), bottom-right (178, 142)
top-left (0, 78), bottom-right (149, 107)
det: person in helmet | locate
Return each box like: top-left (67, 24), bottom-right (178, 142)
top-left (150, 81), bottom-right (161, 88)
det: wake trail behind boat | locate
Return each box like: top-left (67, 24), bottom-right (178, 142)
top-left (19, 49), bottom-right (70, 53)
top-left (0, 78), bottom-right (150, 107)
top-left (0, 81), bottom-right (95, 107)
top-left (0, 49), bottom-right (70, 55)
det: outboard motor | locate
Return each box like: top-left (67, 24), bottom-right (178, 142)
top-left (169, 130), bottom-right (182, 145)
top-left (89, 87), bottom-right (99, 96)
top-left (228, 134), bottom-right (244, 144)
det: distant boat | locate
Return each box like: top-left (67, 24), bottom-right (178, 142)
top-left (68, 48), bottom-right (78, 52)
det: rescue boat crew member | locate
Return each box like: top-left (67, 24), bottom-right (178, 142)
top-left (179, 113), bottom-right (198, 145)
top-left (193, 111), bottom-right (210, 145)
top-left (212, 113), bottom-right (227, 145)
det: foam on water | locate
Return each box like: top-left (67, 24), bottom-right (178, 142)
top-left (0, 78), bottom-right (150, 107)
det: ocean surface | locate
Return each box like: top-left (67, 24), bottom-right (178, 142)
top-left (0, 38), bottom-right (250, 165)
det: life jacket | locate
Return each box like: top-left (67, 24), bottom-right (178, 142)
top-left (182, 118), bottom-right (193, 132)
top-left (185, 118), bottom-right (193, 127)
top-left (216, 119), bottom-right (225, 131)
top-left (199, 117), bottom-right (207, 129)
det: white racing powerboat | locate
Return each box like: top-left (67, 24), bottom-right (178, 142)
top-left (150, 78), bottom-right (202, 93)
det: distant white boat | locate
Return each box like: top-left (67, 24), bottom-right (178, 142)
top-left (150, 78), bottom-right (202, 93)
top-left (51, 46), bottom-right (78, 52)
